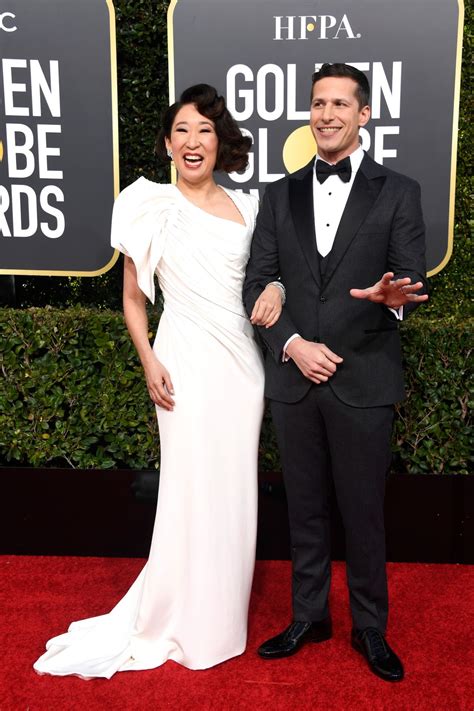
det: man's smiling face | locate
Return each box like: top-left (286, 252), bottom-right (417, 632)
top-left (310, 76), bottom-right (370, 163)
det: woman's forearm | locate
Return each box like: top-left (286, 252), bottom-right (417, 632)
top-left (123, 255), bottom-right (155, 368)
top-left (122, 257), bottom-right (175, 410)
top-left (123, 296), bottom-right (155, 368)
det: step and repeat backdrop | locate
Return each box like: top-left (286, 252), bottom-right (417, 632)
top-left (0, 0), bottom-right (463, 277)
top-left (0, 0), bottom-right (118, 276)
top-left (169, 0), bottom-right (463, 276)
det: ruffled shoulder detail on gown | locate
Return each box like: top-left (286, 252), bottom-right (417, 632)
top-left (111, 177), bottom-right (178, 303)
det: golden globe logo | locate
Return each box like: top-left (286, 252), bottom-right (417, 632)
top-left (273, 14), bottom-right (360, 40)
top-left (0, 11), bottom-right (17, 32)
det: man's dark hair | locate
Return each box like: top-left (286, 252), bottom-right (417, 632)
top-left (155, 83), bottom-right (252, 173)
top-left (311, 63), bottom-right (370, 108)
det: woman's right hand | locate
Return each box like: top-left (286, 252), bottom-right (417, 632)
top-left (250, 283), bottom-right (284, 328)
top-left (143, 356), bottom-right (175, 411)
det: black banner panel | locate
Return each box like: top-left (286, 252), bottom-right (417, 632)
top-left (169, 0), bottom-right (463, 276)
top-left (0, 0), bottom-right (118, 275)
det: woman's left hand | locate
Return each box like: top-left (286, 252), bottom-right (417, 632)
top-left (250, 284), bottom-right (284, 328)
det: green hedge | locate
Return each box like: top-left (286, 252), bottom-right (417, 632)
top-left (0, 307), bottom-right (158, 469)
top-left (0, 307), bottom-right (471, 474)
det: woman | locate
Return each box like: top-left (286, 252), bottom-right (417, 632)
top-left (33, 84), bottom-right (283, 678)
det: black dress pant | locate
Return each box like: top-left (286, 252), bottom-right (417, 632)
top-left (270, 383), bottom-right (394, 632)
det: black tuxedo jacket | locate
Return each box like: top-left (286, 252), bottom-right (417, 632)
top-left (243, 154), bottom-right (427, 407)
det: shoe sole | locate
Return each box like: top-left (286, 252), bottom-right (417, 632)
top-left (351, 640), bottom-right (404, 682)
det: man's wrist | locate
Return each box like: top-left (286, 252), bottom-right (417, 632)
top-left (282, 333), bottom-right (302, 362)
top-left (388, 305), bottom-right (404, 320)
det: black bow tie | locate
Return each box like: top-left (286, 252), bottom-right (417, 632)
top-left (316, 157), bottom-right (352, 184)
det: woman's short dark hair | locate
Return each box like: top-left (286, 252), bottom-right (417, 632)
top-left (311, 63), bottom-right (370, 109)
top-left (155, 84), bottom-right (251, 173)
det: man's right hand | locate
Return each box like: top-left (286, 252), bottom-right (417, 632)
top-left (286, 337), bottom-right (343, 384)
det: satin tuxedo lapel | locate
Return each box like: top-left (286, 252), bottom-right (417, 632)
top-left (289, 165), bottom-right (321, 288)
top-left (323, 155), bottom-right (386, 288)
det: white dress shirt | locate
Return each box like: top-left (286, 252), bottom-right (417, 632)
top-left (314, 146), bottom-right (365, 257)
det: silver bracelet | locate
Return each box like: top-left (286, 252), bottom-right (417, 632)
top-left (267, 280), bottom-right (286, 305)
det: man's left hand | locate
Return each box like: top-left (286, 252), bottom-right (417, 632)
top-left (350, 272), bottom-right (428, 309)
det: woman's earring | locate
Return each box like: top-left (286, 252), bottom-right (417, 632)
top-left (166, 148), bottom-right (173, 160)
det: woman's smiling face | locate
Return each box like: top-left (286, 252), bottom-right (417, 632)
top-left (165, 103), bottom-right (219, 183)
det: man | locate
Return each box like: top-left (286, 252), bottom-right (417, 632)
top-left (243, 63), bottom-right (427, 682)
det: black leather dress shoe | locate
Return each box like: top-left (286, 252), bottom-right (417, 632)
top-left (258, 619), bottom-right (332, 659)
top-left (351, 627), bottom-right (404, 681)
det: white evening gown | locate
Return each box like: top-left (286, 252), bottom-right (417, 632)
top-left (33, 178), bottom-right (264, 678)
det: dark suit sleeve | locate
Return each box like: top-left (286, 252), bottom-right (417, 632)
top-left (243, 186), bottom-right (299, 362)
top-left (386, 178), bottom-right (428, 319)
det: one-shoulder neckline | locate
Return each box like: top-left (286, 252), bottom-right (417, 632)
top-left (172, 185), bottom-right (249, 228)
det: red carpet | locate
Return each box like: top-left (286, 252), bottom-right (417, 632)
top-left (0, 557), bottom-right (472, 710)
